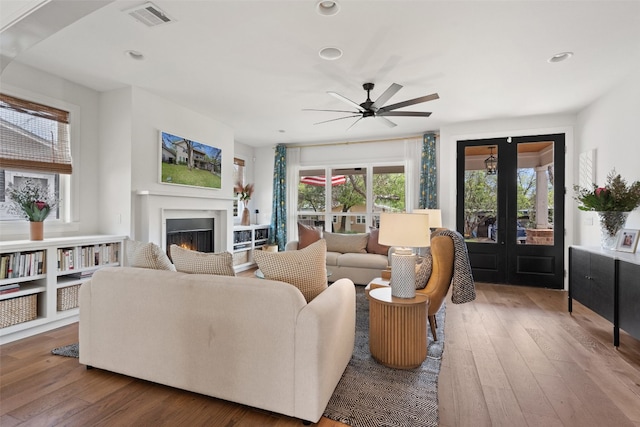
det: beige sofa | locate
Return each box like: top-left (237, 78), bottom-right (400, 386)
top-left (286, 240), bottom-right (388, 285)
top-left (79, 267), bottom-right (356, 424)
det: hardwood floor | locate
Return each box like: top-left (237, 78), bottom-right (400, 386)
top-left (1, 280), bottom-right (639, 426)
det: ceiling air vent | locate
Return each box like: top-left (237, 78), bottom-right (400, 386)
top-left (126, 2), bottom-right (174, 27)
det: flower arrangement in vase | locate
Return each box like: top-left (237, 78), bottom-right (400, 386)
top-left (6, 178), bottom-right (59, 240)
top-left (234, 182), bottom-right (254, 226)
top-left (574, 170), bottom-right (640, 249)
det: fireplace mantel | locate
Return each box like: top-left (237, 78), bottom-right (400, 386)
top-left (134, 190), bottom-right (233, 253)
top-left (135, 189), bottom-right (236, 201)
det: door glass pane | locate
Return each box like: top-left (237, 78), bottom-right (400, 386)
top-left (463, 146), bottom-right (498, 243)
top-left (517, 141), bottom-right (554, 245)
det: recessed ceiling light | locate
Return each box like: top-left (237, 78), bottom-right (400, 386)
top-left (125, 50), bottom-right (144, 60)
top-left (548, 51), bottom-right (573, 63)
top-left (316, 0), bottom-right (340, 16)
top-left (319, 47), bottom-right (343, 60)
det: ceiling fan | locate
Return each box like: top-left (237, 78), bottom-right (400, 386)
top-left (304, 82), bottom-right (439, 130)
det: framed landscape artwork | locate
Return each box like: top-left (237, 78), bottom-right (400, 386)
top-left (160, 131), bottom-right (222, 189)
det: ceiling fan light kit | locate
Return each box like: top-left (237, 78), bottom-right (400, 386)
top-left (305, 82), bottom-right (439, 130)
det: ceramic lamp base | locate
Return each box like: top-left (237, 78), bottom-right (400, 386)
top-left (390, 250), bottom-right (416, 298)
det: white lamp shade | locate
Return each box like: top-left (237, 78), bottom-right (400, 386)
top-left (378, 212), bottom-right (431, 248)
top-left (413, 209), bottom-right (442, 228)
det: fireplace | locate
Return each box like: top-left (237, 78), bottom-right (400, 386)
top-left (166, 218), bottom-right (215, 254)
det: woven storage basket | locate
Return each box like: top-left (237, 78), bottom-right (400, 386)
top-left (233, 251), bottom-right (249, 266)
top-left (57, 285), bottom-right (80, 311)
top-left (0, 294), bottom-right (37, 328)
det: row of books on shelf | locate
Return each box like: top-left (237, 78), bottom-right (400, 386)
top-left (0, 283), bottom-right (21, 295)
top-left (0, 251), bottom-right (46, 280)
top-left (57, 243), bottom-right (120, 271)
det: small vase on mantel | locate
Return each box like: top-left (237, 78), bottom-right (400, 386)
top-left (30, 221), bottom-right (44, 241)
top-left (241, 201), bottom-right (251, 226)
top-left (597, 211), bottom-right (629, 250)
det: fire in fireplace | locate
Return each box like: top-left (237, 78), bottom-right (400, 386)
top-left (166, 218), bottom-right (214, 255)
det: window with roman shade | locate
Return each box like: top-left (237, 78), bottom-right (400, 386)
top-left (233, 157), bottom-right (246, 217)
top-left (0, 93), bottom-right (73, 174)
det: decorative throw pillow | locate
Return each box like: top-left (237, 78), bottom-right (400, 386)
top-left (170, 245), bottom-right (235, 276)
top-left (126, 239), bottom-right (176, 271)
top-left (297, 222), bottom-right (322, 249)
top-left (254, 239), bottom-right (327, 302)
top-left (367, 227), bottom-right (391, 255)
top-left (415, 249), bottom-right (433, 289)
top-left (323, 232), bottom-right (369, 254)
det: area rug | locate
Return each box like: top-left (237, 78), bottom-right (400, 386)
top-left (51, 342), bottom-right (79, 358)
top-left (322, 286), bottom-right (446, 427)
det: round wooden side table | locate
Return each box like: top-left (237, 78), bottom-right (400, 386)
top-left (367, 287), bottom-right (429, 369)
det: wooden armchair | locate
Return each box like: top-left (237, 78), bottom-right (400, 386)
top-left (367, 233), bottom-right (455, 341)
top-left (416, 234), bottom-right (455, 340)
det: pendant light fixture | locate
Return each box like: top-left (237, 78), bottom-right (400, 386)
top-left (485, 146), bottom-right (497, 175)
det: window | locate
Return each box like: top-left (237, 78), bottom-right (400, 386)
top-left (0, 170), bottom-right (60, 221)
top-left (297, 164), bottom-right (405, 233)
top-left (0, 93), bottom-right (71, 222)
top-left (0, 93), bottom-right (72, 174)
top-left (233, 158), bottom-right (245, 217)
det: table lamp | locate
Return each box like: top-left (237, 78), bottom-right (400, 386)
top-left (413, 209), bottom-right (442, 231)
top-left (378, 212), bottom-right (431, 298)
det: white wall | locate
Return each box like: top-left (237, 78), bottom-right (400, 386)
top-left (575, 72), bottom-right (640, 246)
top-left (253, 146), bottom-right (278, 226)
top-left (125, 87), bottom-right (236, 249)
top-left (98, 87), bottom-right (132, 236)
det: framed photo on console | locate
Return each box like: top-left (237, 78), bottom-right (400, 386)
top-left (616, 229), bottom-right (639, 253)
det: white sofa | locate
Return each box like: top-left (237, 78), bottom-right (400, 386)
top-left (286, 240), bottom-right (388, 285)
top-left (79, 267), bottom-right (356, 424)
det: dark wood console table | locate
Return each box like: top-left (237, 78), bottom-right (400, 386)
top-left (569, 246), bottom-right (640, 347)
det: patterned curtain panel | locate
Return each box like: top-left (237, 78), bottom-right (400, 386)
top-left (270, 144), bottom-right (287, 250)
top-left (419, 132), bottom-right (437, 208)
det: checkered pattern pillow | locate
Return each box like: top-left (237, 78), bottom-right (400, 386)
top-left (254, 239), bottom-right (327, 302)
top-left (126, 239), bottom-right (176, 271)
top-left (323, 232), bottom-right (369, 254)
top-left (170, 245), bottom-right (235, 276)
top-left (415, 249), bottom-right (433, 289)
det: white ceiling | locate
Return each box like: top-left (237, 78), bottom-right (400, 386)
top-left (3, 0), bottom-right (640, 147)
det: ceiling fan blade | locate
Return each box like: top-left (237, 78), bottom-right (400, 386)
top-left (377, 116), bottom-right (397, 128)
top-left (303, 108), bottom-right (361, 114)
top-left (371, 83), bottom-right (402, 109)
top-left (328, 91), bottom-right (365, 112)
top-left (378, 93), bottom-right (439, 113)
top-left (346, 117), bottom-right (364, 131)
top-left (314, 114), bottom-right (362, 125)
top-left (378, 111), bottom-right (432, 117)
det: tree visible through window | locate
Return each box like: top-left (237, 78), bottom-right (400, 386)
top-left (297, 165), bottom-right (405, 233)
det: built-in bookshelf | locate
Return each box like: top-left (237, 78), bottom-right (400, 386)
top-left (0, 235), bottom-right (125, 344)
top-left (232, 224), bottom-right (271, 272)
